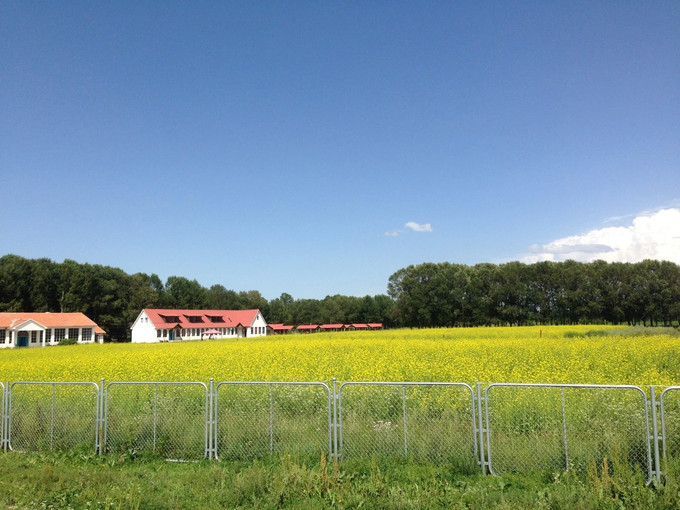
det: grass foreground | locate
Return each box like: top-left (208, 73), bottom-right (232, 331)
top-left (1, 451), bottom-right (680, 510)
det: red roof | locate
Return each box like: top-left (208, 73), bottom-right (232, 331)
top-left (0, 312), bottom-right (106, 334)
top-left (142, 309), bottom-right (263, 330)
top-left (269, 324), bottom-right (294, 331)
top-left (367, 323), bottom-right (383, 328)
top-left (320, 324), bottom-right (344, 329)
top-left (296, 324), bottom-right (319, 330)
top-left (351, 323), bottom-right (369, 329)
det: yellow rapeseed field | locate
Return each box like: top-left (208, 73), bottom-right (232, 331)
top-left (1, 326), bottom-right (679, 385)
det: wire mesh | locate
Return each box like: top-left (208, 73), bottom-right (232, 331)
top-left (215, 382), bottom-right (331, 461)
top-left (338, 382), bottom-right (478, 471)
top-left (9, 382), bottom-right (99, 452)
top-left (484, 384), bottom-right (652, 482)
top-left (104, 382), bottom-right (208, 460)
top-left (0, 377), bottom-right (671, 481)
top-left (660, 387), bottom-right (680, 462)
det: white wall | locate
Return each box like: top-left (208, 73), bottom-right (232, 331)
top-left (131, 311), bottom-right (160, 343)
top-left (248, 311), bottom-right (268, 337)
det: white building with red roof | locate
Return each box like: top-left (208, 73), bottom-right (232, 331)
top-left (0, 312), bottom-right (106, 348)
top-left (131, 308), bottom-right (268, 343)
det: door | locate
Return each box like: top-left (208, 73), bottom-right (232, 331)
top-left (17, 332), bottom-right (29, 347)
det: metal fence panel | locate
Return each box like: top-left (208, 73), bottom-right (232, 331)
top-left (104, 382), bottom-right (209, 461)
top-left (338, 382), bottom-right (478, 471)
top-left (215, 381), bottom-right (332, 460)
top-left (9, 382), bottom-right (99, 452)
top-left (660, 386), bottom-right (680, 462)
top-left (484, 383), bottom-right (652, 482)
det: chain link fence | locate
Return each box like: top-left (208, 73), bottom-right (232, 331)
top-left (338, 382), bottom-right (478, 472)
top-left (8, 382), bottom-right (99, 453)
top-left (104, 381), bottom-right (209, 460)
top-left (483, 383), bottom-right (653, 482)
top-left (660, 387), bottom-right (680, 462)
top-left (215, 381), bottom-right (332, 460)
top-left (0, 378), bottom-right (677, 482)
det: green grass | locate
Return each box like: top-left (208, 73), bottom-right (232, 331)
top-left (1, 451), bottom-right (680, 509)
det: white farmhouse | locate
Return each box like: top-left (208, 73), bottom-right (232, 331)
top-left (0, 312), bottom-right (106, 348)
top-left (131, 308), bottom-right (268, 343)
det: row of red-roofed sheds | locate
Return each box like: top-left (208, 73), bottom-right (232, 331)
top-left (268, 323), bottom-right (383, 335)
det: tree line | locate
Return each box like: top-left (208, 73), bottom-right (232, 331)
top-left (387, 260), bottom-right (680, 327)
top-left (0, 255), bottom-right (395, 340)
top-left (1, 255), bottom-right (679, 340)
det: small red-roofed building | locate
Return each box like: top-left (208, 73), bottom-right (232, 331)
top-left (296, 324), bottom-right (320, 334)
top-left (351, 323), bottom-right (369, 330)
top-left (131, 309), bottom-right (268, 343)
top-left (268, 323), bottom-right (295, 335)
top-left (319, 324), bottom-right (345, 332)
top-left (367, 323), bottom-right (383, 330)
top-left (0, 312), bottom-right (106, 348)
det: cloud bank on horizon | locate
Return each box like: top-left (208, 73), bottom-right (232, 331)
top-left (524, 208), bottom-right (680, 265)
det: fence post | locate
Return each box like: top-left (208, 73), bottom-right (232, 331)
top-left (402, 385), bottom-right (409, 458)
top-left (560, 388), bottom-right (569, 471)
top-left (1, 382), bottom-right (7, 452)
top-left (332, 378), bottom-right (338, 459)
top-left (269, 384), bottom-right (274, 454)
top-left (650, 386), bottom-right (662, 482)
top-left (207, 378), bottom-right (216, 460)
top-left (97, 378), bottom-right (105, 455)
top-left (476, 383), bottom-right (487, 475)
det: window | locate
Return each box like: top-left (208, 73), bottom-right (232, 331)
top-left (0, 330), bottom-right (6, 344)
top-left (161, 315), bottom-right (180, 323)
top-left (45, 329), bottom-right (51, 342)
top-left (68, 328), bottom-right (79, 341)
top-left (31, 331), bottom-right (37, 343)
top-left (81, 328), bottom-right (92, 342)
top-left (208, 315), bottom-right (224, 323)
top-left (186, 315), bottom-right (204, 323)
top-left (157, 329), bottom-right (162, 338)
top-left (162, 329), bottom-right (168, 338)
top-left (54, 329), bottom-right (66, 343)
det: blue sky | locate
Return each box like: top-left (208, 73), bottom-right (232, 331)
top-left (2, 2), bottom-right (679, 300)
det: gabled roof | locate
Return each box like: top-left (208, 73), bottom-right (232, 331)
top-left (320, 324), bottom-right (344, 329)
top-left (269, 324), bottom-right (295, 331)
top-left (296, 324), bottom-right (319, 330)
top-left (367, 323), bottom-right (383, 328)
top-left (142, 309), bottom-right (263, 330)
top-left (0, 312), bottom-right (106, 334)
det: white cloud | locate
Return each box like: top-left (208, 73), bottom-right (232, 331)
top-left (405, 221), bottom-right (433, 233)
top-left (384, 221), bottom-right (433, 237)
top-left (524, 208), bottom-right (680, 264)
